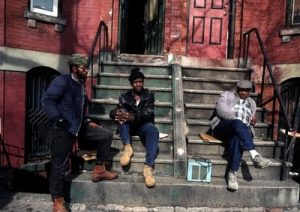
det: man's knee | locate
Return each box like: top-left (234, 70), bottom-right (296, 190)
top-left (145, 123), bottom-right (159, 135)
top-left (231, 119), bottom-right (248, 130)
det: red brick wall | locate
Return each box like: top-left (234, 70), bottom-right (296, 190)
top-left (4, 0), bottom-right (117, 55)
top-left (0, 71), bottom-right (26, 167)
top-left (3, 0), bottom-right (300, 61)
top-left (235, 0), bottom-right (300, 64)
top-left (164, 0), bottom-right (188, 55)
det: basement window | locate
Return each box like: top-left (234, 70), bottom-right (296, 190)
top-left (30, 0), bottom-right (58, 17)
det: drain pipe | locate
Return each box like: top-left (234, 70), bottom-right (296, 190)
top-left (227, 0), bottom-right (236, 59)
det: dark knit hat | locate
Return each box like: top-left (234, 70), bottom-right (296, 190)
top-left (68, 54), bottom-right (88, 67)
top-left (237, 80), bottom-right (252, 89)
top-left (128, 68), bottom-right (145, 83)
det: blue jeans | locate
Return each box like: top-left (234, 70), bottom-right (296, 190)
top-left (213, 119), bottom-right (255, 172)
top-left (118, 122), bottom-right (159, 166)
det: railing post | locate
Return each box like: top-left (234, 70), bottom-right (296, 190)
top-left (240, 27), bottom-right (294, 181)
top-left (281, 128), bottom-right (290, 180)
top-left (172, 64), bottom-right (187, 178)
top-left (271, 87), bottom-right (276, 140)
top-left (260, 59), bottom-right (266, 107)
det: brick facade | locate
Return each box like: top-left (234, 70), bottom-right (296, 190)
top-left (1, 0), bottom-right (300, 167)
top-left (235, 0), bottom-right (300, 64)
top-left (0, 71), bottom-right (26, 167)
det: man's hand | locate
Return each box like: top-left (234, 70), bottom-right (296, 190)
top-left (88, 121), bottom-right (101, 128)
top-left (250, 117), bottom-right (257, 126)
top-left (115, 109), bottom-right (135, 123)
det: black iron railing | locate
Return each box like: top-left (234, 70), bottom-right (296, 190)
top-left (238, 27), bottom-right (295, 180)
top-left (86, 20), bottom-right (109, 98)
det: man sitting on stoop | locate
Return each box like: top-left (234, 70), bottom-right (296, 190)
top-left (210, 80), bottom-right (271, 191)
top-left (110, 67), bottom-right (159, 188)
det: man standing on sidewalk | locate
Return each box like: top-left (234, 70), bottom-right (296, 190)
top-left (43, 54), bottom-right (118, 212)
top-left (210, 80), bottom-right (271, 191)
top-left (110, 67), bottom-right (159, 188)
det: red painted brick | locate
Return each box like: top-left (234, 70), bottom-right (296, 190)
top-left (0, 71), bottom-right (26, 167)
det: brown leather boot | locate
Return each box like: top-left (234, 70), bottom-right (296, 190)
top-left (92, 164), bottom-right (118, 182)
top-left (143, 164), bottom-right (155, 188)
top-left (53, 197), bottom-right (68, 212)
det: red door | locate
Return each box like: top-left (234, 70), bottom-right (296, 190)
top-left (187, 0), bottom-right (229, 58)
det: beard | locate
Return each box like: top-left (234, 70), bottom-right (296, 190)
top-left (133, 88), bottom-right (143, 95)
top-left (78, 73), bottom-right (87, 82)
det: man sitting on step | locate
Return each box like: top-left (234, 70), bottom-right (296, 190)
top-left (110, 67), bottom-right (159, 188)
top-left (210, 80), bottom-right (271, 191)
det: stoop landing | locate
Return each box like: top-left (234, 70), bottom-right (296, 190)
top-left (67, 173), bottom-right (299, 208)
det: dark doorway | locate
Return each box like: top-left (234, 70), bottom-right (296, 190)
top-left (25, 67), bottom-right (60, 162)
top-left (119, 0), bottom-right (165, 55)
top-left (280, 78), bottom-right (300, 177)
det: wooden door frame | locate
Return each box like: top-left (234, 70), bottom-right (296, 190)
top-left (117, 0), bottom-right (166, 55)
top-left (186, 0), bottom-right (236, 58)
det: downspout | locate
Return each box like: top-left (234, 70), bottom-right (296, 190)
top-left (237, 0), bottom-right (244, 67)
top-left (111, 0), bottom-right (114, 52)
top-left (227, 0), bottom-right (236, 59)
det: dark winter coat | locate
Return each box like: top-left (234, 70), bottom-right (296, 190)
top-left (42, 74), bottom-right (88, 136)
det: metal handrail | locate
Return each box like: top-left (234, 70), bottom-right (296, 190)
top-left (86, 21), bottom-right (109, 98)
top-left (239, 27), bottom-right (294, 180)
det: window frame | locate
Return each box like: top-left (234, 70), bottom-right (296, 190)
top-left (286, 0), bottom-right (300, 27)
top-left (30, 0), bottom-right (59, 17)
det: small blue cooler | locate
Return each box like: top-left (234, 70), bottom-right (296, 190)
top-left (187, 158), bottom-right (212, 183)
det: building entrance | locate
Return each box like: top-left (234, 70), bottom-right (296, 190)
top-left (119, 0), bottom-right (165, 55)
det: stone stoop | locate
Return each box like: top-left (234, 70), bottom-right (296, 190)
top-left (67, 173), bottom-right (299, 208)
top-left (67, 58), bottom-right (300, 208)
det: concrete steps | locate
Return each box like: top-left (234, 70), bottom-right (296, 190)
top-left (69, 59), bottom-right (300, 208)
top-left (87, 114), bottom-right (173, 135)
top-left (187, 135), bottom-right (283, 158)
top-left (68, 173), bottom-right (299, 208)
top-left (186, 119), bottom-right (270, 139)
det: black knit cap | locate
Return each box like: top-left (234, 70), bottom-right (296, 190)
top-left (128, 67), bottom-right (145, 83)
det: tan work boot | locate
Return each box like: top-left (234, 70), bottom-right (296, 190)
top-left (53, 197), bottom-right (68, 212)
top-left (143, 164), bottom-right (155, 188)
top-left (120, 144), bottom-right (133, 166)
top-left (92, 164), bottom-right (118, 182)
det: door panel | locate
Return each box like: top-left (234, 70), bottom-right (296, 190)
top-left (188, 0), bottom-right (229, 58)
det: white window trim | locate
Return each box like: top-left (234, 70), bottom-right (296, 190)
top-left (30, 0), bottom-right (58, 17)
top-left (292, 0), bottom-right (300, 25)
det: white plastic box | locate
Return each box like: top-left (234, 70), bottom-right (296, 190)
top-left (187, 158), bottom-right (212, 183)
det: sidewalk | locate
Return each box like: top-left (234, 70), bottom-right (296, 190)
top-left (1, 190), bottom-right (300, 212)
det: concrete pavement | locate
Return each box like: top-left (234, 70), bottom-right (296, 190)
top-left (1, 191), bottom-right (300, 212)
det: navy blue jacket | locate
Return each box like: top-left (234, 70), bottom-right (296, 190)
top-left (42, 74), bottom-right (88, 136)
